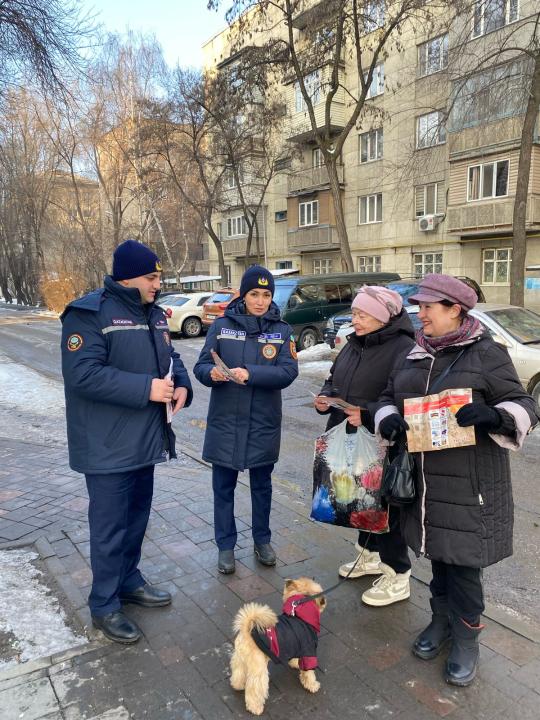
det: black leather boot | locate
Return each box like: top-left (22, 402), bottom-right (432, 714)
top-left (413, 596), bottom-right (451, 660)
top-left (218, 549), bottom-right (235, 574)
top-left (254, 543), bottom-right (276, 566)
top-left (92, 611), bottom-right (142, 644)
top-left (120, 584), bottom-right (172, 607)
top-left (445, 616), bottom-right (483, 687)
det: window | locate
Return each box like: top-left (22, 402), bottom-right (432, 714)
top-left (365, 64), bottom-right (385, 98)
top-left (299, 200), bottom-right (319, 227)
top-left (417, 111), bottom-right (446, 148)
top-left (472, 0), bottom-right (519, 39)
top-left (414, 252), bottom-right (443, 276)
top-left (358, 255), bottom-right (382, 273)
top-left (359, 193), bottom-right (383, 224)
top-left (275, 156), bottom-right (292, 171)
top-left (449, 59), bottom-right (529, 132)
top-left (359, 128), bottom-right (383, 163)
top-left (313, 259), bottom-right (333, 274)
top-left (364, 0), bottom-right (385, 32)
top-left (227, 216), bottom-right (247, 237)
top-left (418, 35), bottom-right (448, 77)
top-left (275, 210), bottom-right (287, 222)
top-left (225, 166), bottom-right (243, 189)
top-left (468, 160), bottom-right (509, 200)
top-left (482, 248), bottom-right (512, 284)
top-left (295, 71), bottom-right (321, 112)
top-left (275, 260), bottom-right (293, 269)
top-left (312, 147), bottom-right (324, 168)
top-left (415, 182), bottom-right (445, 216)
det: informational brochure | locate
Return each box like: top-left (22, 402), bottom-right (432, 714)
top-left (211, 349), bottom-right (245, 384)
top-left (310, 391), bottom-right (362, 412)
top-left (404, 388), bottom-right (476, 452)
top-left (166, 358), bottom-right (173, 423)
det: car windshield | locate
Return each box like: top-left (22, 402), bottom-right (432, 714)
top-left (273, 284), bottom-right (295, 309)
top-left (386, 282), bottom-right (420, 305)
top-left (208, 292), bottom-right (234, 303)
top-left (167, 296), bottom-right (190, 307)
top-left (485, 308), bottom-right (540, 344)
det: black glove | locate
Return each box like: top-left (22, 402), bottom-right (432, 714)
top-left (455, 403), bottom-right (502, 431)
top-left (379, 413), bottom-right (409, 440)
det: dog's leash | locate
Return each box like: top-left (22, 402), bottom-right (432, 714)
top-left (289, 531), bottom-right (373, 617)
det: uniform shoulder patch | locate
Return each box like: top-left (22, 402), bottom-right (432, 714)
top-left (67, 333), bottom-right (84, 352)
top-left (290, 336), bottom-right (298, 360)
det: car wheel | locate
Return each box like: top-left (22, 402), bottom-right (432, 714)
top-left (298, 327), bottom-right (318, 351)
top-left (530, 377), bottom-right (540, 405)
top-left (182, 317), bottom-right (202, 338)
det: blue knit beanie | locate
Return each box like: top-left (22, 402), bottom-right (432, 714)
top-left (239, 265), bottom-right (275, 297)
top-left (112, 240), bottom-right (161, 281)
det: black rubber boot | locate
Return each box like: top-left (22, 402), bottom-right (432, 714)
top-left (413, 596), bottom-right (451, 660)
top-left (445, 616), bottom-right (483, 687)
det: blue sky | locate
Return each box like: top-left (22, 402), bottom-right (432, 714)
top-left (84, 0), bottom-right (228, 68)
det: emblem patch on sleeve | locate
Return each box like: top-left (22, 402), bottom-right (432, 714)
top-left (67, 334), bottom-right (83, 352)
top-left (262, 343), bottom-right (277, 360)
top-left (290, 337), bottom-right (298, 360)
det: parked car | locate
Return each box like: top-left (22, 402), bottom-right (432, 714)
top-left (272, 272), bottom-right (401, 351)
top-left (334, 302), bottom-right (540, 402)
top-left (201, 287), bottom-right (240, 327)
top-left (324, 276), bottom-right (485, 347)
top-left (158, 292), bottom-right (212, 337)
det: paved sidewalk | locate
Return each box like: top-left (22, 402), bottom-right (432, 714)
top-left (0, 436), bottom-right (539, 720)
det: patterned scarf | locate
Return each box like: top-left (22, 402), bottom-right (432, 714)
top-left (416, 314), bottom-right (483, 354)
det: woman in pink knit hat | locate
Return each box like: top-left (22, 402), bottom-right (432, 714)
top-left (314, 285), bottom-right (415, 606)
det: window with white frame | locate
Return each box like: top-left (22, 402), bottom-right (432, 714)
top-left (359, 193), bottom-right (383, 224)
top-left (225, 166), bottom-right (243, 189)
top-left (359, 128), bottom-right (383, 163)
top-left (414, 252), bottom-right (443, 276)
top-left (295, 71), bottom-right (321, 112)
top-left (358, 255), bottom-right (382, 273)
top-left (312, 147), bottom-right (324, 168)
top-left (468, 160), bottom-right (509, 201)
top-left (299, 200), bottom-right (319, 227)
top-left (472, 0), bottom-right (518, 39)
top-left (415, 182), bottom-right (445, 216)
top-left (365, 64), bottom-right (385, 98)
top-left (276, 260), bottom-right (293, 270)
top-left (313, 258), bottom-right (333, 274)
top-left (224, 265), bottom-right (232, 285)
top-left (417, 111), bottom-right (446, 148)
top-left (482, 248), bottom-right (512, 284)
top-left (418, 35), bottom-right (448, 77)
top-left (364, 0), bottom-right (385, 32)
top-left (227, 215), bottom-right (247, 237)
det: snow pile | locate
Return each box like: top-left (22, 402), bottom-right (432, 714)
top-left (0, 353), bottom-right (64, 417)
top-left (0, 549), bottom-right (86, 668)
top-left (297, 342), bottom-right (333, 377)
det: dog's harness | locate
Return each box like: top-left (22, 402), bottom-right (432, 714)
top-left (251, 594), bottom-right (320, 670)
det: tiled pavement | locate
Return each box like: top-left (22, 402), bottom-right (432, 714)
top-left (0, 436), bottom-right (539, 720)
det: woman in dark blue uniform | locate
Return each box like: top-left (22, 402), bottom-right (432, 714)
top-left (194, 266), bottom-right (298, 574)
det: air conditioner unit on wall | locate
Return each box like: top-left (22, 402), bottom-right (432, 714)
top-left (418, 214), bottom-right (441, 232)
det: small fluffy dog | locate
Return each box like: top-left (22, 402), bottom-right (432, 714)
top-left (230, 577), bottom-right (326, 716)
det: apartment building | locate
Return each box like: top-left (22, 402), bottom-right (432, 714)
top-left (202, 1), bottom-right (540, 307)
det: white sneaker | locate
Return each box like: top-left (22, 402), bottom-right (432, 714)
top-left (338, 544), bottom-right (382, 579)
top-left (361, 564), bottom-right (411, 606)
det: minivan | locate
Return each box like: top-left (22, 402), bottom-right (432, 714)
top-left (273, 272), bottom-right (400, 350)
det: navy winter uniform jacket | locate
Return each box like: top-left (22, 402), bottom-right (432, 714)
top-left (193, 298), bottom-right (298, 471)
top-left (61, 276), bottom-right (192, 475)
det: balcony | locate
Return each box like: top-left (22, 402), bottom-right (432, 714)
top-left (222, 237), bottom-right (247, 257)
top-left (194, 260), bottom-right (209, 273)
top-left (287, 103), bottom-right (346, 144)
top-left (287, 224), bottom-right (340, 252)
top-left (447, 195), bottom-right (540, 235)
top-left (288, 164), bottom-right (344, 195)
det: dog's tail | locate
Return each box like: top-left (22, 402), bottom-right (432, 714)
top-left (233, 603), bottom-right (278, 635)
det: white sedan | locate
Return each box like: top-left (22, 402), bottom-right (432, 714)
top-left (334, 303), bottom-right (540, 402)
top-left (159, 292), bottom-right (212, 337)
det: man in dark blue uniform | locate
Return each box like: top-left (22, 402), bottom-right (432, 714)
top-left (61, 240), bottom-right (192, 643)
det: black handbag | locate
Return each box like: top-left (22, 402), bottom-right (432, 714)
top-left (380, 434), bottom-right (416, 506)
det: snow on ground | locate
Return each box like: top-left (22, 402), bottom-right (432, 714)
top-left (0, 549), bottom-right (86, 669)
top-left (297, 342), bottom-right (333, 377)
top-left (0, 352), bottom-right (64, 417)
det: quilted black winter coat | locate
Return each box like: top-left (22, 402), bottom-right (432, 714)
top-left (377, 334), bottom-right (539, 568)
